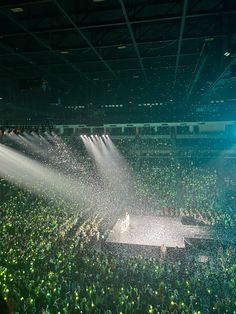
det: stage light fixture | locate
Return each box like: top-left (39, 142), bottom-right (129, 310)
top-left (224, 51), bottom-right (230, 57)
top-left (10, 7), bottom-right (24, 13)
top-left (117, 45), bottom-right (127, 49)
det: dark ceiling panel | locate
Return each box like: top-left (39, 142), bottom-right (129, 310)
top-left (0, 0), bottom-right (235, 122)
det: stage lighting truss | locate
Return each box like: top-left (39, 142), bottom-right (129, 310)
top-left (0, 125), bottom-right (53, 137)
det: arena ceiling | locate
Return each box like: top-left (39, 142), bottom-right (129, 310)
top-left (0, 0), bottom-right (236, 123)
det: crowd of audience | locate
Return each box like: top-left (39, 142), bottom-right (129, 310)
top-left (0, 152), bottom-right (236, 313)
top-left (134, 159), bottom-right (236, 223)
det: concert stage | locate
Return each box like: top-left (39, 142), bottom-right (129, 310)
top-left (105, 215), bottom-right (236, 254)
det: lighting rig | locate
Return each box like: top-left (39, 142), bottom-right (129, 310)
top-left (0, 125), bottom-right (53, 138)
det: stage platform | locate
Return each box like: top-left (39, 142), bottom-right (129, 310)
top-left (106, 215), bottom-right (236, 251)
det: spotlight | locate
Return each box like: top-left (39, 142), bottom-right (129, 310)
top-left (117, 45), bottom-right (127, 49)
top-left (60, 50), bottom-right (70, 55)
top-left (10, 7), bottom-right (24, 13)
top-left (9, 130), bottom-right (15, 136)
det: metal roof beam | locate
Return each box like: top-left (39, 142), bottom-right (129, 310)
top-left (4, 65), bottom-right (194, 77)
top-left (204, 56), bottom-right (236, 96)
top-left (174, 0), bottom-right (188, 85)
top-left (8, 53), bottom-right (199, 69)
top-left (0, 0), bottom-right (179, 10)
top-left (1, 9), bottom-right (236, 36)
top-left (0, 0), bottom-right (51, 8)
top-left (53, 0), bottom-right (118, 79)
top-left (119, 0), bottom-right (148, 82)
top-left (0, 34), bottom-right (226, 57)
top-left (79, 64), bottom-right (194, 73)
top-left (53, 65), bottom-right (194, 74)
top-left (185, 43), bottom-right (208, 102)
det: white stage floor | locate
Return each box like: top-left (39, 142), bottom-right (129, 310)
top-left (106, 215), bottom-right (186, 248)
top-left (106, 215), bottom-right (236, 249)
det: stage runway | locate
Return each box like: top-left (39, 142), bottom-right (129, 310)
top-left (106, 215), bottom-right (235, 249)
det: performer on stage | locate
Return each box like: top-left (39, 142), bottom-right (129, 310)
top-left (160, 243), bottom-right (167, 259)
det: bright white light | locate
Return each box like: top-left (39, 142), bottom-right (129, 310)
top-left (117, 45), bottom-right (127, 49)
top-left (224, 51), bottom-right (230, 57)
top-left (0, 142), bottom-right (111, 211)
top-left (81, 134), bottom-right (137, 211)
top-left (11, 7), bottom-right (24, 13)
